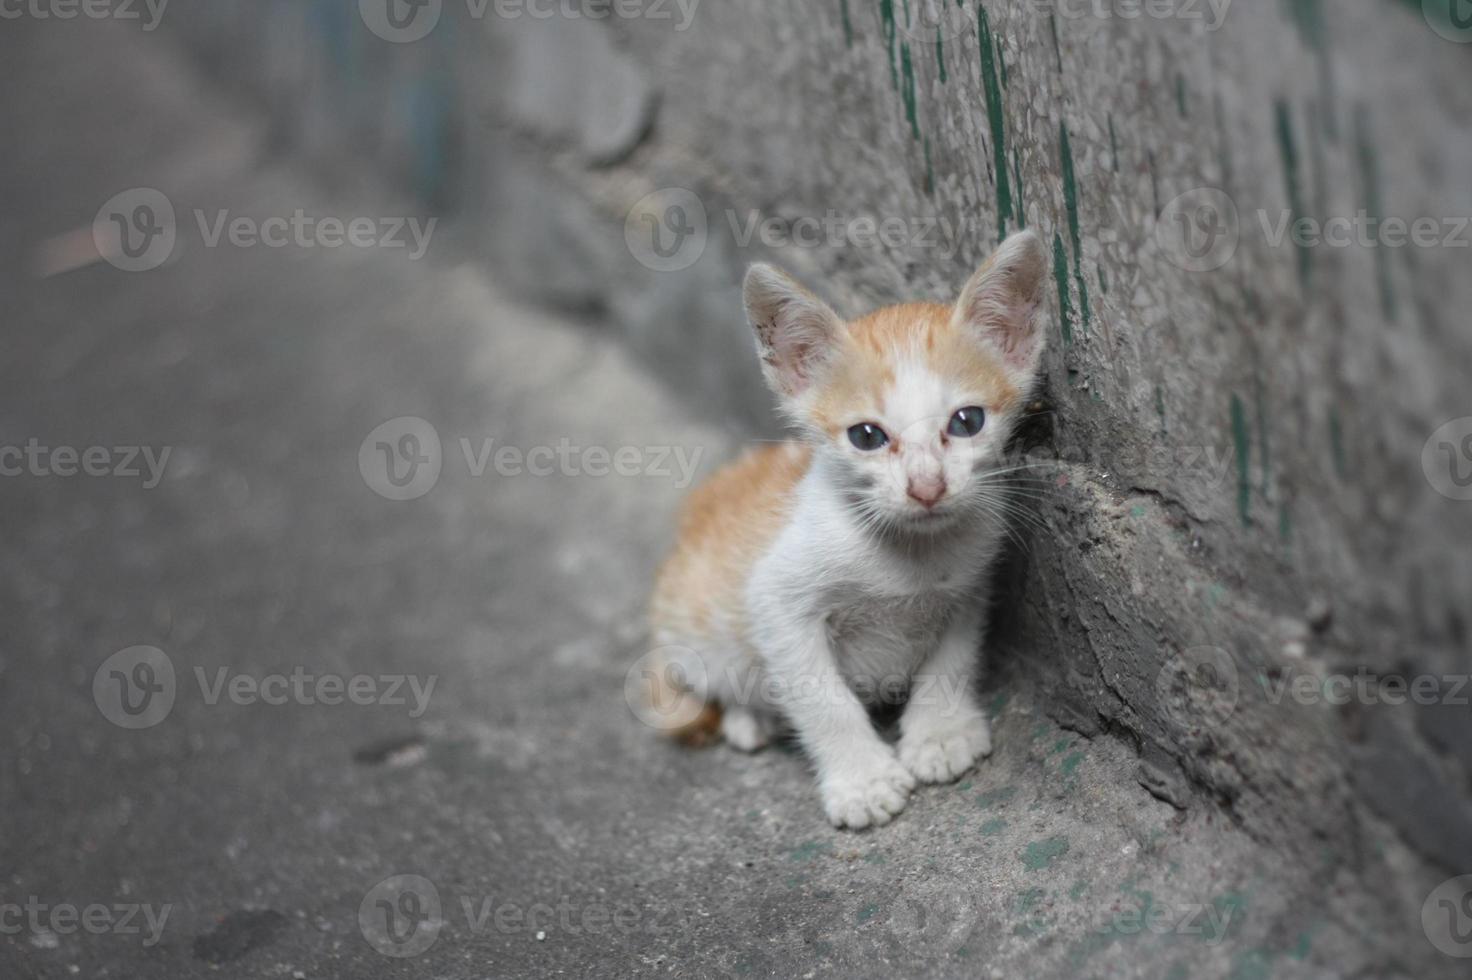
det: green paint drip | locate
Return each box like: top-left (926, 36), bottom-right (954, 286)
top-left (1176, 74), bottom-right (1188, 117)
top-left (1059, 123), bottom-right (1091, 331)
top-left (1355, 106), bottom-right (1396, 322)
top-left (840, 0), bottom-right (854, 47)
top-left (1108, 114), bottom-right (1120, 173)
top-left (936, 27), bottom-right (947, 84)
top-left (878, 0), bottom-right (898, 89)
top-left (1097, 262), bottom-right (1108, 294)
top-left (1048, 12), bottom-right (1063, 73)
top-left (1053, 233), bottom-right (1074, 345)
top-left (1022, 836), bottom-right (1070, 871)
top-left (978, 8), bottom-right (1011, 239)
top-left (900, 41), bottom-right (919, 140)
top-left (1255, 377), bottom-right (1270, 495)
top-left (1279, 503), bottom-right (1293, 544)
top-left (1274, 100), bottom-right (1310, 285)
top-left (1231, 394), bottom-right (1252, 526)
top-left (1155, 384), bottom-right (1167, 434)
top-left (923, 136), bottom-right (935, 195)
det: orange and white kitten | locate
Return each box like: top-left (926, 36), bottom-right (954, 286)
top-left (649, 230), bottom-right (1048, 829)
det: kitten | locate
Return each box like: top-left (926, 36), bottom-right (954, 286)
top-left (647, 230), bottom-right (1048, 829)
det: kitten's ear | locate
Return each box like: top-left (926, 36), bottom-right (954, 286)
top-left (743, 263), bottom-right (844, 400)
top-left (952, 230), bottom-right (1049, 384)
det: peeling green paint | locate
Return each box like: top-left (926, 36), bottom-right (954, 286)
top-left (856, 903), bottom-right (879, 923)
top-left (1061, 751), bottom-right (1085, 776)
top-left (1012, 147), bottom-right (1025, 228)
top-left (1060, 122), bottom-right (1092, 331)
top-left (1108, 113), bottom-right (1120, 172)
top-left (900, 41), bottom-right (919, 140)
top-left (978, 7), bottom-right (1011, 240)
top-left (790, 841), bottom-right (832, 862)
top-left (1022, 836), bottom-right (1070, 871)
top-left (1275, 100), bottom-right (1310, 285)
top-left (1355, 106), bottom-right (1396, 321)
top-left (978, 786), bottom-right (1018, 809)
top-left (1255, 376), bottom-right (1270, 495)
top-left (935, 27), bottom-right (946, 84)
top-left (1048, 11), bottom-right (1063, 73)
top-left (878, 0), bottom-right (898, 89)
top-left (1053, 232), bottom-right (1074, 345)
top-left (1232, 394), bottom-right (1252, 525)
top-left (981, 817), bottom-right (1007, 836)
top-left (840, 0), bottom-right (854, 47)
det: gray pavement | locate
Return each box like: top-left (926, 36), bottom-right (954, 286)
top-left (0, 19), bottom-right (1454, 980)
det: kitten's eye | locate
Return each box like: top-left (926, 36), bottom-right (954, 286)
top-left (948, 406), bottom-right (987, 438)
top-left (847, 422), bottom-right (890, 452)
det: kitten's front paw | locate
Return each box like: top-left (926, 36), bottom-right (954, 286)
top-left (898, 714), bottom-right (992, 784)
top-left (820, 756), bottom-right (916, 830)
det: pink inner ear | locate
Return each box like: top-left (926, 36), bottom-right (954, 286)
top-left (964, 287), bottom-right (1041, 372)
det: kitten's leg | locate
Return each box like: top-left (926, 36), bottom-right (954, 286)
top-left (897, 609), bottom-right (993, 784)
top-left (767, 621), bottom-right (916, 829)
top-left (720, 706), bottom-right (771, 753)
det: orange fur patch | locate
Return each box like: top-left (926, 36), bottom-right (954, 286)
top-left (650, 441), bottom-right (812, 653)
top-left (811, 302), bottom-right (1020, 435)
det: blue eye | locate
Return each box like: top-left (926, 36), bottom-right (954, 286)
top-left (948, 407), bottom-right (986, 438)
top-left (847, 423), bottom-right (889, 452)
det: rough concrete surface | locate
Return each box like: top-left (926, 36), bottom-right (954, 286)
top-left (2, 5), bottom-right (1470, 980)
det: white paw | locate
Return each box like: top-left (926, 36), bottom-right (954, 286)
top-left (898, 715), bottom-right (992, 784)
top-left (820, 755), bottom-right (916, 830)
top-left (720, 708), bottom-right (770, 753)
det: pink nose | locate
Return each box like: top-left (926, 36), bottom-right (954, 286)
top-left (907, 477), bottom-right (946, 509)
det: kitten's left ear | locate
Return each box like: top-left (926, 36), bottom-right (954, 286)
top-left (952, 229), bottom-right (1049, 384)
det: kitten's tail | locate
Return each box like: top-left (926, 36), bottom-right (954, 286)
top-left (642, 650), bottom-right (723, 748)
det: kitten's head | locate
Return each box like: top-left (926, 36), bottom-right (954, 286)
top-left (743, 230), bottom-right (1048, 534)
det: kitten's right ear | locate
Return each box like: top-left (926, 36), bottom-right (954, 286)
top-left (743, 264), bottom-right (844, 400)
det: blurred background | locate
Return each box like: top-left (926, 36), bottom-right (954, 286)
top-left (2, 1), bottom-right (1470, 977)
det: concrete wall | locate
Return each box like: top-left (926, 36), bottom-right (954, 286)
top-left (161, 0), bottom-right (1471, 955)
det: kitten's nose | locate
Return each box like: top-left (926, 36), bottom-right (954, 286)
top-left (907, 476), bottom-right (946, 509)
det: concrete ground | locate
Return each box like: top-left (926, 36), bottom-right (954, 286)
top-left (0, 19), bottom-right (1451, 980)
